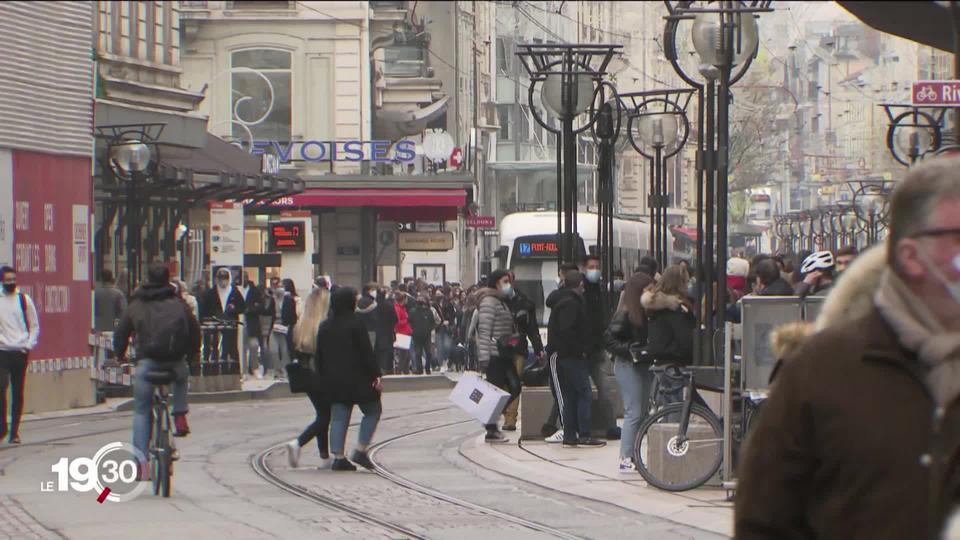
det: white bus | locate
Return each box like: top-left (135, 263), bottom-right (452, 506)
top-left (499, 211), bottom-right (652, 326)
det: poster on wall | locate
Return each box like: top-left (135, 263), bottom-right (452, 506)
top-left (11, 150), bottom-right (92, 364)
top-left (414, 264), bottom-right (446, 286)
top-left (210, 202), bottom-right (244, 281)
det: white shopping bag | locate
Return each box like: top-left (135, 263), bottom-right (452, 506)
top-left (449, 373), bottom-right (511, 425)
top-left (394, 333), bottom-right (412, 350)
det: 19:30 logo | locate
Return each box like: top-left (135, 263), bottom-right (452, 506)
top-left (43, 442), bottom-right (146, 503)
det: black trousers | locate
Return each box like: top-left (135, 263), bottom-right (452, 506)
top-left (0, 350), bottom-right (28, 440)
top-left (376, 348), bottom-right (394, 375)
top-left (297, 391), bottom-right (331, 458)
top-left (484, 354), bottom-right (522, 432)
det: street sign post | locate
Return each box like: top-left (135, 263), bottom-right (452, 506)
top-left (912, 80), bottom-right (960, 106)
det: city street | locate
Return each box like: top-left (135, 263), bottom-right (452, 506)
top-left (0, 390), bottom-right (729, 539)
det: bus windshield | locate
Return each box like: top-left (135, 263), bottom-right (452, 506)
top-left (511, 259), bottom-right (559, 326)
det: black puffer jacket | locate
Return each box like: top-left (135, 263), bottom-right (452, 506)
top-left (508, 289), bottom-right (544, 355)
top-left (583, 281), bottom-right (609, 353)
top-left (603, 310), bottom-right (648, 362)
top-left (634, 290), bottom-right (695, 365)
top-left (760, 278), bottom-right (796, 296)
top-left (546, 287), bottom-right (587, 359)
top-left (314, 288), bottom-right (382, 405)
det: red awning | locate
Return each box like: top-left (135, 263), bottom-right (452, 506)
top-left (671, 226), bottom-right (698, 241)
top-left (290, 188), bottom-right (466, 208)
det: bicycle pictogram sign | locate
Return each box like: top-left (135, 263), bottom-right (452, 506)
top-left (915, 85), bottom-right (938, 102)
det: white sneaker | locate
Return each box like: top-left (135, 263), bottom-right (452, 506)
top-left (619, 458), bottom-right (637, 474)
top-left (317, 457), bottom-right (332, 470)
top-left (285, 439), bottom-right (301, 468)
top-left (545, 430), bottom-right (564, 444)
top-left (255, 366), bottom-right (264, 380)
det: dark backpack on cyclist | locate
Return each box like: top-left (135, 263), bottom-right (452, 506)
top-left (137, 299), bottom-right (191, 361)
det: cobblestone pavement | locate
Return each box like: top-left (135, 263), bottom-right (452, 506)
top-left (0, 496), bottom-right (63, 539)
top-left (0, 391), bottom-right (728, 539)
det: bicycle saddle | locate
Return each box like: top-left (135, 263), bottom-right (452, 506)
top-left (144, 370), bottom-right (177, 385)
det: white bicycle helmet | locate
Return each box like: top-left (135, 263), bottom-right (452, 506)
top-left (800, 251), bottom-right (835, 275)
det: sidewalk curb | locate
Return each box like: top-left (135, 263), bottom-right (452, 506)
top-left (458, 435), bottom-right (733, 537)
top-left (31, 374), bottom-right (459, 417)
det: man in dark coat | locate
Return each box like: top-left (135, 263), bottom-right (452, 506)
top-left (736, 157), bottom-right (960, 540)
top-left (546, 270), bottom-right (605, 448)
top-left (200, 267), bottom-right (245, 362)
top-left (755, 259), bottom-right (795, 296)
top-left (242, 274), bottom-right (267, 377)
top-left (582, 255), bottom-right (619, 439)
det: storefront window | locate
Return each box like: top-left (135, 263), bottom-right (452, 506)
top-left (231, 48), bottom-right (292, 144)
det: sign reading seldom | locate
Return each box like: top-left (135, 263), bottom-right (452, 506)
top-left (250, 140), bottom-right (417, 163)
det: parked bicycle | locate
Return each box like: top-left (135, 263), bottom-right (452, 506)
top-left (144, 368), bottom-right (178, 497)
top-left (633, 363), bottom-right (767, 492)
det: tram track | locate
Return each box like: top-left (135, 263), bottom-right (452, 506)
top-left (253, 407), bottom-right (589, 540)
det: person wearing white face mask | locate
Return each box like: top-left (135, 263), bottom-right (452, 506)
top-left (736, 156), bottom-right (960, 540)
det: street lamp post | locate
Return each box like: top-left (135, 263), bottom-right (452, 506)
top-left (517, 44), bottom-right (622, 265)
top-left (663, 0), bottom-right (768, 365)
top-left (108, 139), bottom-right (154, 294)
top-left (621, 90), bottom-right (694, 267)
top-left (882, 104), bottom-right (945, 166)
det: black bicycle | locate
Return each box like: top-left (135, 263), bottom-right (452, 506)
top-left (633, 365), bottom-right (724, 492)
top-left (144, 369), bottom-right (177, 497)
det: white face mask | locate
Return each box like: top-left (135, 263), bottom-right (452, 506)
top-left (920, 250), bottom-right (960, 305)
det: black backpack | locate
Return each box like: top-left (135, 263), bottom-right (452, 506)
top-left (137, 299), bottom-right (190, 361)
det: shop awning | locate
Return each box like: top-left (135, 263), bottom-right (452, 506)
top-left (290, 188), bottom-right (466, 208)
top-left (670, 226), bottom-right (698, 242)
top-left (94, 132), bottom-right (304, 206)
top-left (837, 2), bottom-right (952, 52)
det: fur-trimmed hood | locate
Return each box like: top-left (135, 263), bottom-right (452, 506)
top-left (641, 290), bottom-right (686, 312)
top-left (769, 242), bottom-right (887, 359)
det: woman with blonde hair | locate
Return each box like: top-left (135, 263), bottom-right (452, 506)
top-left (286, 278), bottom-right (332, 468)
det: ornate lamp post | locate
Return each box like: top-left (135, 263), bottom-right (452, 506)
top-left (102, 125), bottom-right (162, 295)
top-left (663, 0), bottom-right (769, 365)
top-left (850, 180), bottom-right (893, 246)
top-left (881, 104), bottom-right (945, 166)
top-left (621, 89), bottom-right (694, 266)
top-left (516, 44), bottom-right (622, 265)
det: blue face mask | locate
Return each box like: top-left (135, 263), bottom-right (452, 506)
top-left (586, 269), bottom-right (601, 283)
top-left (500, 283), bottom-right (513, 297)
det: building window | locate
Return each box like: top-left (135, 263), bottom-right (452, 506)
top-left (383, 45), bottom-right (426, 77)
top-left (519, 105), bottom-right (531, 141)
top-left (497, 104), bottom-right (511, 140)
top-left (496, 37), bottom-right (508, 73)
top-left (231, 48), bottom-right (292, 144)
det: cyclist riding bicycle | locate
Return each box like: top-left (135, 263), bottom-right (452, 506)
top-left (114, 263), bottom-right (201, 481)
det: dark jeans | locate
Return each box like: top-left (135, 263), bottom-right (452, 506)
top-left (412, 337), bottom-right (433, 374)
top-left (558, 357), bottom-right (592, 442)
top-left (0, 350), bottom-right (28, 440)
top-left (483, 354), bottom-right (521, 432)
top-left (297, 392), bottom-right (331, 458)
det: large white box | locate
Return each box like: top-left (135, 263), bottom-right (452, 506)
top-left (449, 373), bottom-right (511, 425)
top-left (394, 333), bottom-right (412, 350)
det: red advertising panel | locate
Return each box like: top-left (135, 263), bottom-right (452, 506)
top-left (12, 150), bottom-right (92, 364)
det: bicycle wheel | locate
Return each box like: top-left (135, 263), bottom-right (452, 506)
top-left (634, 403), bottom-right (723, 492)
top-left (151, 408), bottom-right (173, 497)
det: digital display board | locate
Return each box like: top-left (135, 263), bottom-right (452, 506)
top-left (268, 221), bottom-right (306, 252)
top-left (511, 234), bottom-right (585, 261)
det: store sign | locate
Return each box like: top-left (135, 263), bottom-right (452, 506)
top-left (268, 221), bottom-right (306, 252)
top-left (398, 232), bottom-right (454, 251)
top-left (466, 215), bottom-right (496, 229)
top-left (249, 140), bottom-right (417, 163)
top-left (209, 202), bottom-right (245, 266)
top-left (912, 80), bottom-right (960, 106)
